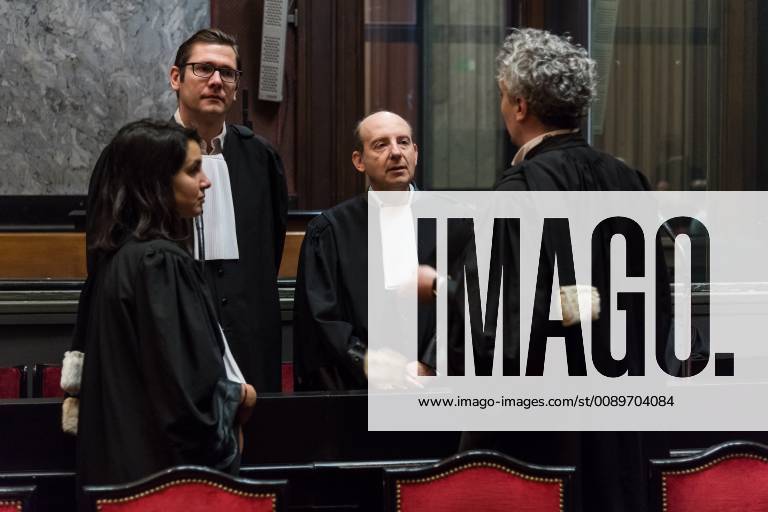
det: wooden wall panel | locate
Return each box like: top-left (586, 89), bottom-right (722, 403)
top-left (0, 233), bottom-right (86, 279)
top-left (296, 0), bottom-right (366, 209)
top-left (277, 231), bottom-right (304, 279)
top-left (0, 232), bottom-right (305, 280)
top-left (211, 0), bottom-right (299, 202)
top-left (365, 40), bottom-right (419, 135)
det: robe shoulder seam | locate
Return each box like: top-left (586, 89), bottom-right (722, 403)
top-left (305, 214), bottom-right (334, 239)
top-left (114, 239), bottom-right (191, 272)
top-left (227, 124), bottom-right (255, 138)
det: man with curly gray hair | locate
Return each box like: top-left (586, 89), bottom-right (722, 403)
top-left (496, 28), bottom-right (595, 143)
top-left (459, 28), bottom-right (672, 512)
top-left (496, 29), bottom-right (597, 137)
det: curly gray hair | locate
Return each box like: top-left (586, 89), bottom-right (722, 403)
top-left (496, 28), bottom-right (596, 128)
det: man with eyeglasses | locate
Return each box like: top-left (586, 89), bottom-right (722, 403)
top-left (169, 28), bottom-right (288, 393)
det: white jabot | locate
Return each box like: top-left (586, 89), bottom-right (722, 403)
top-left (193, 152), bottom-right (240, 261)
top-left (219, 325), bottom-right (245, 384)
top-left (371, 185), bottom-right (418, 290)
top-left (173, 109), bottom-right (241, 262)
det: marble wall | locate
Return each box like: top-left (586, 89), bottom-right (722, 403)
top-left (0, 0), bottom-right (209, 194)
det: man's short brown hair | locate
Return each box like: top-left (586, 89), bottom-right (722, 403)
top-left (174, 28), bottom-right (241, 80)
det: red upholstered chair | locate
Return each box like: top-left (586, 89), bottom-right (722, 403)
top-left (32, 364), bottom-right (64, 398)
top-left (0, 366), bottom-right (27, 399)
top-left (650, 440), bottom-right (768, 512)
top-left (82, 465), bottom-right (287, 512)
top-left (0, 485), bottom-right (36, 511)
top-left (384, 450), bottom-right (574, 512)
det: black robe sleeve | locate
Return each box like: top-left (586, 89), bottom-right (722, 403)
top-left (261, 136), bottom-right (288, 270)
top-left (442, 173), bottom-right (528, 375)
top-left (293, 219), bottom-right (367, 390)
top-left (132, 247), bottom-right (242, 471)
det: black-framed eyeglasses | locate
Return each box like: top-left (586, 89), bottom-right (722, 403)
top-left (183, 62), bottom-right (242, 83)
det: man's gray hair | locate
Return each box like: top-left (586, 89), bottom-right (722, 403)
top-left (496, 28), bottom-right (596, 128)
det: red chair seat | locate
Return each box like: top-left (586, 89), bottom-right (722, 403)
top-left (399, 465), bottom-right (562, 512)
top-left (652, 441), bottom-right (768, 512)
top-left (41, 365), bottom-right (64, 398)
top-left (281, 362), bottom-right (294, 393)
top-left (0, 485), bottom-right (35, 511)
top-left (0, 367), bottom-right (24, 398)
top-left (385, 450), bottom-right (574, 512)
top-left (84, 465), bottom-right (286, 512)
top-left (32, 364), bottom-right (64, 398)
top-left (664, 457), bottom-right (768, 511)
top-left (97, 480), bottom-right (277, 511)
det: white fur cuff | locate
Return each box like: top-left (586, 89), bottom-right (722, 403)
top-left (367, 348), bottom-right (409, 390)
top-left (61, 350), bottom-right (84, 394)
top-left (62, 397), bottom-right (79, 435)
top-left (560, 285), bottom-right (601, 327)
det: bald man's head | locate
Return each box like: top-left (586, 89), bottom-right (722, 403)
top-left (351, 111), bottom-right (418, 191)
top-left (353, 111), bottom-right (413, 153)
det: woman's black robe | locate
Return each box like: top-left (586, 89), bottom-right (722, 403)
top-left (75, 239), bottom-right (242, 486)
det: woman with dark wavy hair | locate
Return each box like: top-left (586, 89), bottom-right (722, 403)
top-left (65, 119), bottom-right (256, 486)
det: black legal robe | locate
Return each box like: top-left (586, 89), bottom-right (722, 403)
top-left (76, 239), bottom-right (241, 486)
top-left (166, 118), bottom-right (288, 392)
top-left (206, 125), bottom-right (288, 392)
top-left (293, 193), bottom-right (435, 391)
top-left (458, 133), bottom-right (672, 512)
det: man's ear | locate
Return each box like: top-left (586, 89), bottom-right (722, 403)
top-left (352, 151), bottom-right (366, 174)
top-left (170, 66), bottom-right (181, 92)
top-left (413, 143), bottom-right (418, 167)
top-left (515, 96), bottom-right (528, 121)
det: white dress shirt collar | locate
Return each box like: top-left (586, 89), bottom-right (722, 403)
top-left (511, 128), bottom-right (579, 166)
top-left (174, 109), bottom-right (227, 155)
